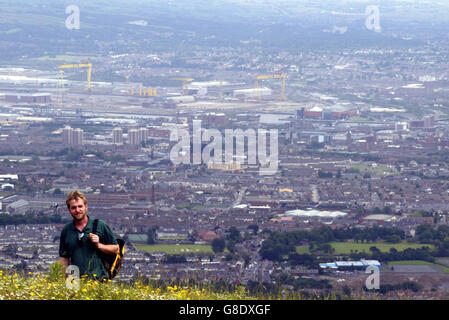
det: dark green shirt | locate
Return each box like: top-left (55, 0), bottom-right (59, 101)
top-left (59, 216), bottom-right (118, 280)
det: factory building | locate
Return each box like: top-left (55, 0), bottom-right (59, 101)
top-left (186, 81), bottom-right (244, 98)
top-left (7, 199), bottom-right (30, 215)
top-left (167, 96), bottom-right (195, 103)
top-left (295, 131), bottom-right (332, 144)
top-left (5, 93), bottom-right (51, 104)
top-left (319, 259), bottom-right (381, 271)
top-left (297, 104), bottom-right (358, 120)
top-left (233, 87), bottom-right (272, 99)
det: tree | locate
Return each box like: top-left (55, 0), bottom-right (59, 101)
top-left (318, 170), bottom-right (333, 178)
top-left (416, 224), bottom-right (434, 243)
top-left (211, 238), bottom-right (226, 254)
top-left (228, 226), bottom-right (242, 243)
top-left (386, 235), bottom-right (401, 243)
top-left (369, 246), bottom-right (380, 254)
top-left (319, 243), bottom-right (333, 254)
top-left (247, 224), bottom-right (259, 235)
top-left (336, 169), bottom-right (342, 179)
top-left (146, 226), bottom-right (158, 245)
top-left (226, 240), bottom-right (236, 254)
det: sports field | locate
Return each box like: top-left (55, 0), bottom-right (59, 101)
top-left (349, 164), bottom-right (396, 176)
top-left (388, 260), bottom-right (449, 274)
top-left (132, 243), bottom-right (214, 254)
top-left (296, 241), bottom-right (435, 255)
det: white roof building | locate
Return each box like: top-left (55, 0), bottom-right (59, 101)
top-left (363, 214), bottom-right (397, 222)
top-left (282, 209), bottom-right (348, 218)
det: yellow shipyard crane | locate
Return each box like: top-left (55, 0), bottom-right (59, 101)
top-left (254, 73), bottom-right (286, 100)
top-left (170, 77), bottom-right (194, 95)
top-left (57, 63), bottom-right (92, 91)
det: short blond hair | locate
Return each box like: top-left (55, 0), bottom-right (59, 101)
top-left (66, 190), bottom-right (87, 208)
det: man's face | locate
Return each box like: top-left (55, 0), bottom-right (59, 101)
top-left (68, 198), bottom-right (88, 221)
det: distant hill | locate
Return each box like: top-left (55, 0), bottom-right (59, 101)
top-left (0, 0), bottom-right (444, 62)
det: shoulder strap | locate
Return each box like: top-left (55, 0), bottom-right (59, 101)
top-left (92, 218), bottom-right (99, 234)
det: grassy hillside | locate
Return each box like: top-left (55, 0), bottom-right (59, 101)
top-left (0, 264), bottom-right (443, 300)
top-left (0, 268), bottom-right (257, 300)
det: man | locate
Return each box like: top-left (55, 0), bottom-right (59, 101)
top-left (59, 190), bottom-right (119, 280)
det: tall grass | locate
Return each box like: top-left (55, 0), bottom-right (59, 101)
top-left (0, 262), bottom-right (421, 300)
top-left (0, 263), bottom-right (306, 300)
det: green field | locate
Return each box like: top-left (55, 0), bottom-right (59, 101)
top-left (133, 243), bottom-right (214, 254)
top-left (157, 236), bottom-right (189, 240)
top-left (35, 55), bottom-right (94, 63)
top-left (388, 260), bottom-right (449, 274)
top-left (296, 241), bottom-right (435, 255)
top-left (350, 164), bottom-right (396, 176)
top-left (295, 246), bottom-right (310, 254)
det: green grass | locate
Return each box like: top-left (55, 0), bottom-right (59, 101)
top-left (0, 267), bottom-right (264, 300)
top-left (157, 236), bottom-right (188, 240)
top-left (296, 241), bottom-right (435, 255)
top-left (350, 164), bottom-right (396, 176)
top-left (388, 260), bottom-right (449, 274)
top-left (407, 212), bottom-right (424, 217)
top-left (133, 243), bottom-right (214, 254)
top-left (175, 204), bottom-right (204, 211)
top-left (330, 241), bottom-right (434, 254)
top-left (296, 246), bottom-right (310, 254)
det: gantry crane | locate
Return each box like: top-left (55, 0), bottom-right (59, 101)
top-left (57, 63), bottom-right (92, 91)
top-left (170, 77), bottom-right (194, 95)
top-left (254, 73), bottom-right (286, 100)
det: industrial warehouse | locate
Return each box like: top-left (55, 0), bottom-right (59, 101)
top-left (319, 259), bottom-right (382, 271)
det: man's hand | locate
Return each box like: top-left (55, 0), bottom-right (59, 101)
top-left (89, 233), bottom-right (119, 255)
top-left (89, 233), bottom-right (100, 248)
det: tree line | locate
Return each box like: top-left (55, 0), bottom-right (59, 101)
top-left (258, 224), bottom-right (449, 265)
top-left (259, 225), bottom-right (406, 262)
